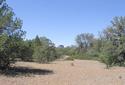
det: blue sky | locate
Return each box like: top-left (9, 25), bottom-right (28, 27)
top-left (7, 0), bottom-right (125, 46)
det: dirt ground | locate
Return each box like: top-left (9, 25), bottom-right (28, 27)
top-left (0, 60), bottom-right (125, 85)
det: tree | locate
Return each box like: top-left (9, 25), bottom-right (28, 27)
top-left (99, 41), bottom-right (118, 68)
top-left (32, 36), bottom-right (57, 63)
top-left (58, 45), bottom-right (64, 48)
top-left (18, 41), bottom-right (33, 61)
top-left (34, 35), bottom-right (42, 46)
top-left (0, 0), bottom-right (24, 70)
top-left (99, 16), bottom-right (125, 66)
top-left (76, 33), bottom-right (94, 53)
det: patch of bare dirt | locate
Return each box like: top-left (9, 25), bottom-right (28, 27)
top-left (0, 60), bottom-right (125, 85)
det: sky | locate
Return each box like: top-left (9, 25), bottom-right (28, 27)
top-left (7, 0), bottom-right (125, 46)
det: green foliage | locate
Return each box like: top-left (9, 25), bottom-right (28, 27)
top-left (67, 53), bottom-right (98, 61)
top-left (99, 16), bottom-right (125, 67)
top-left (76, 33), bottom-right (94, 53)
top-left (34, 35), bottom-right (42, 46)
top-left (1, 0), bottom-right (125, 72)
top-left (0, 0), bottom-right (24, 71)
top-left (56, 45), bottom-right (76, 56)
top-left (86, 48), bottom-right (99, 58)
top-left (18, 42), bottom-right (33, 61)
top-left (32, 36), bottom-right (57, 63)
top-left (71, 33), bottom-right (99, 60)
top-left (69, 16), bottom-right (125, 67)
top-left (0, 34), bottom-right (23, 70)
top-left (33, 46), bottom-right (57, 63)
top-left (99, 41), bottom-right (117, 67)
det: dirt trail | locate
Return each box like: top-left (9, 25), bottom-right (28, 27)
top-left (0, 60), bottom-right (125, 85)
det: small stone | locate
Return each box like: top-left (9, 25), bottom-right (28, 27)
top-left (71, 63), bottom-right (74, 66)
top-left (119, 76), bottom-right (122, 79)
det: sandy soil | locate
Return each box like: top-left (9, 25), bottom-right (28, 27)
top-left (0, 60), bottom-right (125, 85)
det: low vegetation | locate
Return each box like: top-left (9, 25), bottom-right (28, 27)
top-left (66, 17), bottom-right (125, 68)
top-left (0, 0), bottom-right (58, 72)
top-left (0, 0), bottom-right (125, 74)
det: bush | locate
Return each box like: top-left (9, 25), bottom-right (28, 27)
top-left (67, 53), bottom-right (99, 61)
top-left (0, 35), bottom-right (20, 70)
top-left (99, 41), bottom-right (121, 67)
top-left (19, 44), bottom-right (33, 61)
top-left (86, 49), bottom-right (99, 58)
top-left (33, 46), bottom-right (57, 63)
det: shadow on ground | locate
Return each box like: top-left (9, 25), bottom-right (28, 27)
top-left (0, 66), bottom-right (54, 77)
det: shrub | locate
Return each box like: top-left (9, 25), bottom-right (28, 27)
top-left (0, 35), bottom-right (20, 70)
top-left (33, 46), bottom-right (57, 63)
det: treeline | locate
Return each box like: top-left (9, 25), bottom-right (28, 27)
top-left (0, 0), bottom-right (59, 71)
top-left (24, 36), bottom-right (58, 63)
top-left (62, 17), bottom-right (125, 68)
top-left (1, 0), bottom-right (125, 71)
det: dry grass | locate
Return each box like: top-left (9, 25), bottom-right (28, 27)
top-left (0, 60), bottom-right (125, 85)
